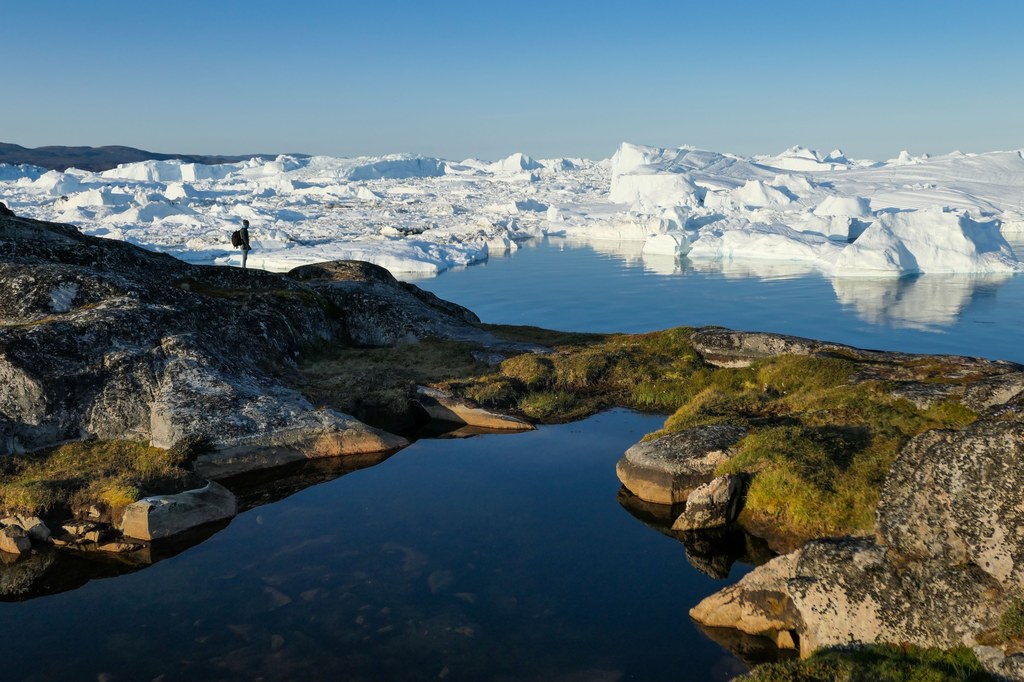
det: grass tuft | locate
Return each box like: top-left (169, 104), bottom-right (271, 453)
top-left (740, 644), bottom-right (992, 681)
top-left (0, 440), bottom-right (194, 517)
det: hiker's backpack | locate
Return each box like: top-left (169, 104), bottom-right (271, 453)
top-left (231, 230), bottom-right (242, 247)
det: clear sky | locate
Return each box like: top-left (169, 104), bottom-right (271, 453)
top-left (5, 0), bottom-right (1023, 161)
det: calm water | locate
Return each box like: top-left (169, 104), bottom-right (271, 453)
top-left (2, 238), bottom-right (1021, 681)
top-left (0, 411), bottom-right (756, 682)
top-left (412, 236), bottom-right (1024, 363)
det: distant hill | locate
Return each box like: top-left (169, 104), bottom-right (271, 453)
top-left (0, 142), bottom-right (306, 172)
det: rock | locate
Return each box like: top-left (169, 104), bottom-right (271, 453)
top-left (690, 328), bottom-right (855, 368)
top-left (689, 551), bottom-right (802, 646)
top-left (415, 386), bottom-right (534, 431)
top-left (119, 481), bottom-right (237, 541)
top-left (0, 526), bottom-right (32, 555)
top-left (877, 419), bottom-right (1024, 590)
top-left (691, 432), bottom-right (1024, 659)
top-left (974, 646), bottom-right (1024, 680)
top-left (0, 213), bottom-right (524, 472)
top-left (671, 474), bottom-right (746, 531)
top-left (97, 541), bottom-right (144, 553)
top-left (615, 425), bottom-right (747, 504)
top-left (0, 202), bottom-right (13, 217)
top-left (61, 521), bottom-right (98, 536)
top-left (0, 515), bottom-right (49, 543)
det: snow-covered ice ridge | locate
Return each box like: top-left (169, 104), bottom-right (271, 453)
top-left (2, 142), bottom-right (1022, 277)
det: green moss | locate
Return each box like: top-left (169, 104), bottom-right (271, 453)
top-left (519, 391), bottom-right (582, 421)
top-left (740, 645), bottom-right (992, 681)
top-left (0, 440), bottom-right (194, 517)
top-left (500, 354), bottom-right (554, 390)
top-left (1001, 598), bottom-right (1024, 642)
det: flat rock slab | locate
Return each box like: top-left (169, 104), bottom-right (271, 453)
top-left (416, 386), bottom-right (534, 431)
top-left (616, 424), bottom-right (747, 505)
top-left (119, 481), bottom-right (237, 541)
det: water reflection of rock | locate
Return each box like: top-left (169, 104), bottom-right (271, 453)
top-left (224, 450), bottom-right (396, 512)
top-left (0, 452), bottom-right (396, 602)
top-left (616, 487), bottom-right (773, 579)
top-left (831, 273), bottom-right (1011, 330)
top-left (697, 624), bottom-right (799, 669)
top-left (0, 520), bottom-right (228, 602)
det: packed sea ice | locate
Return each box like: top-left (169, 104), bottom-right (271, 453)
top-left (1, 142), bottom-right (1022, 278)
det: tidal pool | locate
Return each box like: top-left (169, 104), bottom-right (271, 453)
top-left (0, 410), bottom-right (764, 681)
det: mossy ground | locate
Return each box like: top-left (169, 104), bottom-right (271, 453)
top-left (740, 645), bottom-right (992, 681)
top-left (0, 440), bottom-right (197, 519)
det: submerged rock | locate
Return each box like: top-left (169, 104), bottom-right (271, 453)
top-left (615, 425), bottom-right (746, 504)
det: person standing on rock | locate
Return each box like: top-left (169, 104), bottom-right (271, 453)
top-left (239, 219), bottom-right (252, 269)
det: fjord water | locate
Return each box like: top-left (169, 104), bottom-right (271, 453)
top-left (2, 238), bottom-right (1022, 681)
top-left (413, 236), bottom-right (1024, 363)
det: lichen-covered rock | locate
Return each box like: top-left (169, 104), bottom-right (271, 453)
top-left (691, 536), bottom-right (1004, 658)
top-left (691, 416), bottom-right (1024, 667)
top-left (0, 213), bottom-right (504, 467)
top-left (616, 425), bottom-right (746, 504)
top-left (672, 474), bottom-right (746, 531)
top-left (690, 329), bottom-right (855, 367)
top-left (877, 420), bottom-right (1024, 590)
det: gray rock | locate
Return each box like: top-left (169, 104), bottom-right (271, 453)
top-left (0, 515), bottom-right (50, 543)
top-left (690, 328), bottom-right (857, 368)
top-left (0, 526), bottom-right (31, 555)
top-left (877, 419), bottom-right (1024, 590)
top-left (0, 213), bottom-right (520, 470)
top-left (672, 474), bottom-right (746, 531)
top-left (691, 416), bottom-right (1024, 662)
top-left (119, 480), bottom-right (237, 541)
top-left (615, 425), bottom-right (747, 504)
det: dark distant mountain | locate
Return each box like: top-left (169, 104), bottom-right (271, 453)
top-left (0, 143), bottom-right (307, 172)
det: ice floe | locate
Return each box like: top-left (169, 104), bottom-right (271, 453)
top-left (1, 142), bottom-right (1022, 278)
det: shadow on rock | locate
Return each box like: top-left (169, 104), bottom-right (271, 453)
top-left (616, 486), bottom-right (774, 579)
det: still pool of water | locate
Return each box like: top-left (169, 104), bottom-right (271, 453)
top-left (0, 411), bottom-right (759, 682)
top-left (3, 238), bottom-right (1022, 681)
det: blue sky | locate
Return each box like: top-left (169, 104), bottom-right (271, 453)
top-left (5, 0), bottom-right (1023, 160)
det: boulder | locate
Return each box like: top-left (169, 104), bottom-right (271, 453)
top-left (690, 416), bottom-right (1024, 666)
top-left (119, 481), bottom-right (238, 541)
top-left (0, 526), bottom-right (31, 555)
top-left (615, 425), bottom-right (746, 504)
top-left (672, 474), bottom-right (746, 531)
top-left (877, 420), bottom-right (1024, 589)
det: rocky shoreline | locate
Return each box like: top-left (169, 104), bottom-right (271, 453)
top-left (4, 206), bottom-right (1024, 678)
